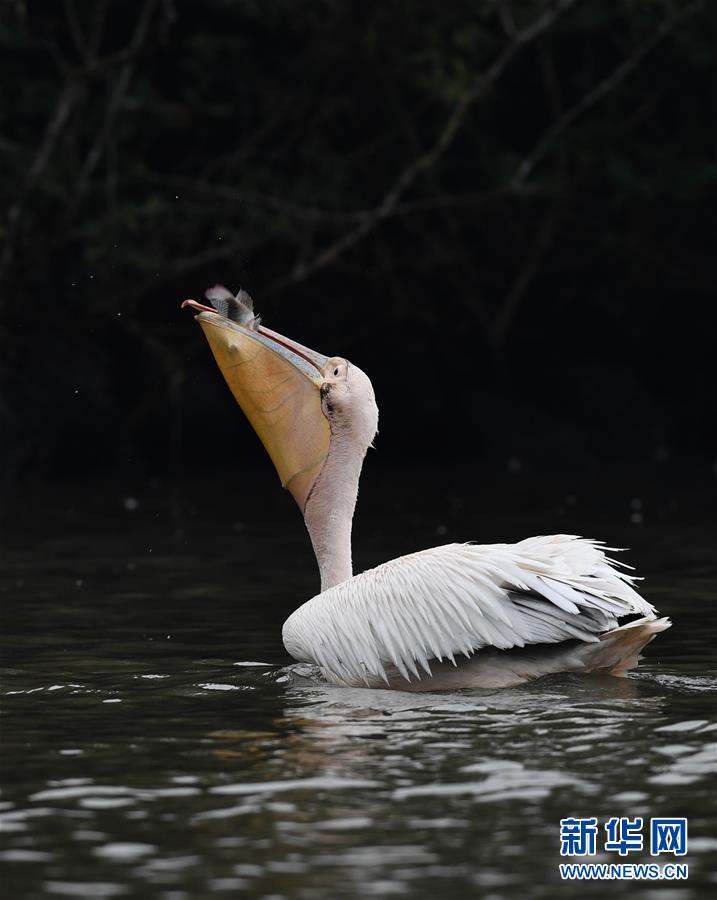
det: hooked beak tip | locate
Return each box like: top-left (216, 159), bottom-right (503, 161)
top-left (181, 298), bottom-right (215, 313)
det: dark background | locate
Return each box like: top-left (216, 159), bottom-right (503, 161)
top-left (1, 0), bottom-right (716, 498)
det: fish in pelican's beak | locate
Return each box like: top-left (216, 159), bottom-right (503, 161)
top-left (182, 287), bottom-right (331, 512)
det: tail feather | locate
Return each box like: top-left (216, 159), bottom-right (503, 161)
top-left (581, 615), bottom-right (671, 676)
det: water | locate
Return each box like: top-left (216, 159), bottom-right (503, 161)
top-left (2, 470), bottom-right (716, 899)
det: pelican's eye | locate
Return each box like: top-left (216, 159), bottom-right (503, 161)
top-left (324, 357), bottom-right (349, 381)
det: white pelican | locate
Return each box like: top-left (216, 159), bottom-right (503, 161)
top-left (183, 288), bottom-right (670, 691)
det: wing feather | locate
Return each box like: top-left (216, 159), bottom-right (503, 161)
top-left (282, 535), bottom-right (656, 684)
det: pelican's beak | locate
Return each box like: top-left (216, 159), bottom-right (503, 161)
top-left (182, 300), bottom-right (330, 512)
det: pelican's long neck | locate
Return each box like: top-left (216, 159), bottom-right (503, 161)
top-left (303, 434), bottom-right (366, 592)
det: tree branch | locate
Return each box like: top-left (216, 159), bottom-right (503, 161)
top-left (0, 81), bottom-right (80, 277)
top-left (63, 0), bottom-right (87, 57)
top-left (271, 0), bottom-right (578, 291)
top-left (492, 205), bottom-right (558, 347)
top-left (67, 0), bottom-right (159, 221)
top-left (512, 0), bottom-right (705, 186)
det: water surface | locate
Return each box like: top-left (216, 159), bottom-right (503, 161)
top-left (2, 471), bottom-right (716, 898)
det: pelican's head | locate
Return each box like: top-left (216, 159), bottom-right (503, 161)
top-left (319, 356), bottom-right (378, 454)
top-left (182, 290), bottom-right (378, 514)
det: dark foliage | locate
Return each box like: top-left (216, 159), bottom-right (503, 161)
top-left (1, 0), bottom-right (715, 485)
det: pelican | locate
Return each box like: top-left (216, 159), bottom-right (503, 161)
top-left (182, 288), bottom-right (670, 691)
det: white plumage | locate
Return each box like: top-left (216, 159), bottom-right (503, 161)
top-left (283, 535), bottom-right (656, 686)
top-left (186, 300), bottom-right (671, 691)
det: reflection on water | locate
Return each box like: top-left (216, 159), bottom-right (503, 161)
top-left (1, 476), bottom-right (716, 899)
